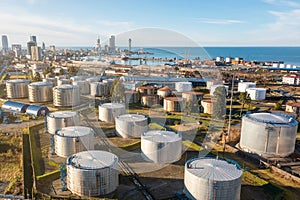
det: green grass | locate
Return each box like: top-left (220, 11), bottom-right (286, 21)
top-left (120, 140), bottom-right (141, 151)
top-left (242, 171), bottom-right (268, 186)
top-left (182, 140), bottom-right (202, 151)
top-left (149, 122), bottom-right (165, 130)
top-left (36, 170), bottom-right (60, 181)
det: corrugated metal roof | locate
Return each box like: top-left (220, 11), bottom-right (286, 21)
top-left (26, 105), bottom-right (49, 116)
top-left (67, 150), bottom-right (118, 170)
top-left (2, 100), bottom-right (29, 113)
top-left (186, 158), bottom-right (242, 181)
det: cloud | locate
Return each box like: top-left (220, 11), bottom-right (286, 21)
top-left (193, 18), bottom-right (245, 25)
top-left (262, 0), bottom-right (300, 7)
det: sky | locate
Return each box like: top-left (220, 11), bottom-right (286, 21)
top-left (0, 0), bottom-right (299, 47)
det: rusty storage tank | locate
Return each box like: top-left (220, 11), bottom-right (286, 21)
top-left (163, 97), bottom-right (183, 112)
top-left (141, 95), bottom-right (159, 107)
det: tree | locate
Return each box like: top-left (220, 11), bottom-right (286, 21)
top-left (28, 70), bottom-right (34, 81)
top-left (111, 78), bottom-right (125, 103)
top-left (59, 68), bottom-right (65, 75)
top-left (239, 92), bottom-right (251, 116)
top-left (274, 100), bottom-right (283, 110)
top-left (33, 72), bottom-right (42, 82)
top-left (213, 86), bottom-right (227, 120)
top-left (68, 66), bottom-right (79, 76)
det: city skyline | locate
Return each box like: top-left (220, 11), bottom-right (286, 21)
top-left (0, 0), bottom-right (300, 47)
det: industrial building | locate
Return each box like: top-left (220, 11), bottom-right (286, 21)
top-left (54, 126), bottom-right (94, 157)
top-left (141, 130), bottom-right (182, 163)
top-left (164, 97), bottom-right (183, 112)
top-left (1, 100), bottom-right (29, 113)
top-left (246, 88), bottom-right (266, 100)
top-left (67, 150), bottom-right (119, 197)
top-left (115, 114), bottom-right (148, 138)
top-left (237, 82), bottom-right (256, 93)
top-left (98, 103), bottom-right (126, 123)
top-left (184, 157), bottom-right (242, 200)
top-left (25, 105), bottom-right (49, 116)
top-left (240, 113), bottom-right (298, 157)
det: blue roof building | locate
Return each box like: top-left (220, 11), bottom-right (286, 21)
top-left (25, 105), bottom-right (49, 117)
top-left (1, 100), bottom-right (29, 113)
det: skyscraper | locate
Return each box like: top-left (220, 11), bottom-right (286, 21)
top-left (12, 44), bottom-right (22, 57)
top-left (27, 41), bottom-right (36, 57)
top-left (2, 35), bottom-right (9, 55)
top-left (96, 36), bottom-right (101, 54)
top-left (42, 42), bottom-right (45, 50)
top-left (31, 46), bottom-right (42, 61)
top-left (30, 35), bottom-right (37, 44)
top-left (109, 35), bottom-right (115, 53)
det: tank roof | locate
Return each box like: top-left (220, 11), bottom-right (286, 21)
top-left (54, 84), bottom-right (78, 89)
top-left (100, 103), bottom-right (125, 109)
top-left (158, 86), bottom-right (171, 91)
top-left (56, 126), bottom-right (94, 137)
top-left (246, 88), bottom-right (266, 91)
top-left (246, 113), bottom-right (297, 125)
top-left (67, 150), bottom-right (118, 170)
top-left (142, 130), bottom-right (181, 143)
top-left (182, 91), bottom-right (204, 95)
top-left (48, 111), bottom-right (77, 118)
top-left (29, 81), bottom-right (53, 86)
top-left (117, 114), bottom-right (146, 122)
top-left (164, 97), bottom-right (183, 102)
top-left (7, 79), bottom-right (30, 83)
top-left (186, 157), bottom-right (242, 181)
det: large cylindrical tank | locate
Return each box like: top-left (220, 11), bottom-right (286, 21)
top-left (6, 79), bottom-right (30, 98)
top-left (141, 130), bottom-right (182, 163)
top-left (43, 77), bottom-right (57, 86)
top-left (201, 99), bottom-right (215, 114)
top-left (240, 113), bottom-right (298, 157)
top-left (28, 81), bottom-right (53, 102)
top-left (67, 150), bottom-right (118, 197)
top-left (141, 95), bottom-right (159, 107)
top-left (157, 86), bottom-right (171, 98)
top-left (246, 88), bottom-right (266, 100)
top-left (90, 82), bottom-right (108, 96)
top-left (102, 79), bottom-right (115, 94)
top-left (182, 91), bottom-right (204, 102)
top-left (163, 97), bottom-right (183, 112)
top-left (115, 114), bottom-right (148, 138)
top-left (47, 111), bottom-right (79, 134)
top-left (125, 91), bottom-right (139, 103)
top-left (98, 103), bottom-right (126, 123)
top-left (138, 86), bottom-right (154, 95)
top-left (206, 80), bottom-right (223, 90)
top-left (54, 126), bottom-right (94, 157)
top-left (57, 78), bottom-right (71, 86)
top-left (175, 82), bottom-right (192, 92)
top-left (53, 84), bottom-right (80, 107)
top-left (70, 76), bottom-right (88, 82)
top-left (184, 157), bottom-right (242, 200)
top-left (237, 82), bottom-right (256, 92)
top-left (73, 80), bottom-right (90, 95)
top-left (210, 85), bottom-right (229, 96)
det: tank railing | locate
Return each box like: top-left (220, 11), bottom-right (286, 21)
top-left (185, 156), bottom-right (242, 170)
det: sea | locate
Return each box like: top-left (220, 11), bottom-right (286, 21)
top-left (64, 46), bottom-right (300, 66)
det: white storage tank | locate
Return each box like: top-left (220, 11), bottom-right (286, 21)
top-left (164, 97), bottom-right (183, 112)
top-left (67, 150), bottom-right (118, 197)
top-left (98, 103), bottom-right (126, 123)
top-left (125, 91), bottom-right (139, 104)
top-left (47, 111), bottom-right (79, 134)
top-left (210, 85), bottom-right (229, 96)
top-left (57, 78), bottom-right (72, 86)
top-left (206, 80), bottom-right (223, 90)
top-left (54, 126), bottom-right (94, 157)
top-left (237, 82), bottom-right (256, 92)
top-left (73, 80), bottom-right (90, 95)
top-left (272, 63), bottom-right (279, 68)
top-left (53, 84), bottom-right (80, 107)
top-left (246, 88), bottom-right (266, 100)
top-left (6, 79), bottom-right (30, 98)
top-left (115, 114), bottom-right (148, 138)
top-left (28, 81), bottom-right (53, 102)
top-left (102, 78), bottom-right (115, 93)
top-left (175, 82), bottom-right (192, 92)
top-left (141, 130), bottom-right (182, 163)
top-left (279, 63), bottom-right (286, 68)
top-left (141, 95), bottom-right (159, 107)
top-left (240, 113), bottom-right (298, 157)
top-left (184, 157), bottom-right (242, 200)
top-left (90, 82), bottom-right (108, 96)
top-left (201, 99), bottom-right (215, 115)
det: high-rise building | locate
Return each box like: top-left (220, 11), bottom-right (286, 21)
top-left (31, 46), bottom-right (42, 61)
top-left (27, 41), bottom-right (36, 57)
top-left (12, 44), bottom-right (22, 57)
top-left (2, 35), bottom-right (9, 55)
top-left (109, 35), bottom-right (115, 53)
top-left (128, 38), bottom-right (132, 52)
top-left (30, 35), bottom-right (37, 44)
top-left (49, 45), bottom-right (56, 52)
top-left (96, 36), bottom-right (101, 53)
top-left (42, 42), bottom-right (45, 50)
